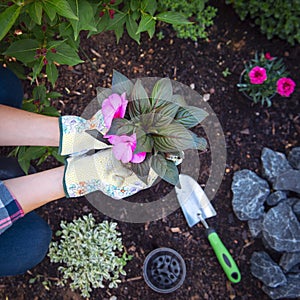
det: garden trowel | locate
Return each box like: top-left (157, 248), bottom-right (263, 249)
top-left (175, 174), bottom-right (241, 283)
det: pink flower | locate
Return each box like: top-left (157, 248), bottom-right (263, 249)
top-left (276, 78), bottom-right (296, 97)
top-left (249, 66), bottom-right (267, 84)
top-left (264, 52), bottom-right (273, 60)
top-left (102, 93), bottom-right (128, 129)
top-left (108, 134), bottom-right (146, 164)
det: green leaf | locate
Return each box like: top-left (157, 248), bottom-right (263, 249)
top-left (32, 58), bottom-right (44, 81)
top-left (154, 102), bottom-right (179, 125)
top-left (51, 148), bottom-right (65, 164)
top-left (130, 154), bottom-right (151, 183)
top-left (112, 70), bottom-right (134, 96)
top-left (106, 118), bottom-right (134, 136)
top-left (136, 14), bottom-right (156, 34)
top-left (135, 128), bottom-right (153, 153)
top-left (151, 153), bottom-right (179, 185)
top-left (153, 123), bottom-right (202, 152)
top-left (126, 15), bottom-right (140, 44)
top-left (69, 0), bottom-right (97, 40)
top-left (147, 23), bottom-right (156, 39)
top-left (18, 146), bottom-right (47, 174)
top-left (43, 0), bottom-right (78, 20)
top-left (42, 2), bottom-right (57, 21)
top-left (33, 85), bottom-right (47, 103)
top-left (3, 39), bottom-right (39, 63)
top-left (128, 79), bottom-right (150, 118)
top-left (47, 43), bottom-right (84, 66)
top-left (175, 106), bottom-right (208, 128)
top-left (151, 77), bottom-right (173, 106)
top-left (172, 94), bottom-right (187, 106)
top-left (46, 63), bottom-right (58, 87)
top-left (106, 12), bottom-right (126, 30)
top-left (42, 106), bottom-right (60, 117)
top-left (94, 12), bottom-right (110, 34)
top-left (47, 39), bottom-right (68, 49)
top-left (22, 102), bottom-right (37, 113)
top-left (156, 12), bottom-right (193, 25)
top-left (130, 0), bottom-right (139, 11)
top-left (0, 4), bottom-right (21, 42)
top-left (47, 91), bottom-right (62, 99)
top-left (140, 112), bottom-right (173, 128)
top-left (27, 2), bottom-right (43, 25)
top-left (114, 23), bottom-right (125, 43)
top-left (141, 0), bottom-right (157, 15)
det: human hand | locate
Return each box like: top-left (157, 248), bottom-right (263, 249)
top-left (59, 110), bottom-right (108, 156)
top-left (63, 148), bottom-right (158, 199)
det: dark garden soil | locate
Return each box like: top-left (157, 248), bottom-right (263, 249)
top-left (0, 0), bottom-right (299, 299)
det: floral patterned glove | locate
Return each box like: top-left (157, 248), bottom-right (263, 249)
top-left (59, 110), bottom-right (107, 156)
top-left (63, 148), bottom-right (158, 199)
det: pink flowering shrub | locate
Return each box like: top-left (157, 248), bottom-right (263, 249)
top-left (93, 70), bottom-right (208, 186)
top-left (237, 51), bottom-right (296, 107)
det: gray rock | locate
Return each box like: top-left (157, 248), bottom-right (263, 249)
top-left (250, 251), bottom-right (287, 288)
top-left (286, 197), bottom-right (300, 206)
top-left (273, 169), bottom-right (300, 194)
top-left (262, 273), bottom-right (300, 299)
top-left (288, 147), bottom-right (300, 170)
top-left (293, 200), bottom-right (300, 219)
top-left (262, 202), bottom-right (300, 252)
top-left (232, 170), bottom-right (270, 221)
top-left (266, 191), bottom-right (287, 206)
top-left (279, 252), bottom-right (300, 273)
top-left (261, 147), bottom-right (293, 184)
top-left (248, 217), bottom-right (264, 238)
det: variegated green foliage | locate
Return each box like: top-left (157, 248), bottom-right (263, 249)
top-left (48, 214), bottom-right (132, 298)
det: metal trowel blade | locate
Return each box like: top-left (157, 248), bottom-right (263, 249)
top-left (175, 174), bottom-right (216, 227)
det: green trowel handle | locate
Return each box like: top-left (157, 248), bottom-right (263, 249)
top-left (206, 228), bottom-right (241, 283)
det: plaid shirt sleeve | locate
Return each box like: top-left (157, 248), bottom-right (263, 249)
top-left (0, 181), bottom-right (24, 235)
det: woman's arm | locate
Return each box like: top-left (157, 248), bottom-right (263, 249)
top-left (0, 104), bottom-right (59, 147)
top-left (3, 166), bottom-right (65, 214)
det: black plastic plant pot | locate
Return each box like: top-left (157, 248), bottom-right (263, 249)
top-left (143, 247), bottom-right (186, 293)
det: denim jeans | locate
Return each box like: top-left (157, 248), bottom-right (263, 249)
top-left (0, 65), bottom-right (24, 108)
top-left (0, 66), bottom-right (52, 276)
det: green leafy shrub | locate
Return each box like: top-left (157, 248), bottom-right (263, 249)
top-left (0, 0), bottom-right (191, 87)
top-left (9, 84), bottom-right (64, 173)
top-left (158, 0), bottom-right (217, 41)
top-left (226, 0), bottom-right (300, 45)
top-left (48, 214), bottom-right (132, 298)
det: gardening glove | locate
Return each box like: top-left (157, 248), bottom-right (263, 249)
top-left (63, 148), bottom-right (158, 199)
top-left (59, 110), bottom-right (107, 156)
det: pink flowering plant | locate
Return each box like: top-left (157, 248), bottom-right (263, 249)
top-left (93, 70), bottom-right (208, 186)
top-left (237, 52), bottom-right (296, 107)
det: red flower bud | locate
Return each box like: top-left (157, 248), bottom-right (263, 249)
top-left (41, 25), bottom-right (47, 32)
top-left (43, 58), bottom-right (48, 65)
top-left (99, 11), bottom-right (105, 17)
top-left (41, 48), bottom-right (47, 56)
top-left (109, 9), bottom-right (115, 19)
top-left (110, 0), bottom-right (116, 4)
top-left (264, 52), bottom-right (273, 60)
top-left (51, 48), bottom-right (57, 53)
